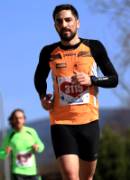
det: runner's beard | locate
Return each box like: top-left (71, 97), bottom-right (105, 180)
top-left (59, 30), bottom-right (77, 41)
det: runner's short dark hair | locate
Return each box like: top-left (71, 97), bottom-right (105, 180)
top-left (53, 4), bottom-right (79, 20)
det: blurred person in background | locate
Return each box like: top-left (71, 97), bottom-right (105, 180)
top-left (0, 108), bottom-right (45, 180)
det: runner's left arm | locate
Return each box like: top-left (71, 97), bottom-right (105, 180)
top-left (90, 40), bottom-right (118, 88)
top-left (31, 129), bottom-right (45, 153)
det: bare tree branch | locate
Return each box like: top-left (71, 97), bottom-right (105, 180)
top-left (87, 0), bottom-right (130, 106)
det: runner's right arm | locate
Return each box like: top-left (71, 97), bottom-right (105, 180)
top-left (34, 46), bottom-right (50, 99)
top-left (0, 134), bottom-right (11, 159)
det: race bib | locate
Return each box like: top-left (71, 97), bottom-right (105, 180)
top-left (16, 151), bottom-right (33, 167)
top-left (58, 77), bottom-right (90, 105)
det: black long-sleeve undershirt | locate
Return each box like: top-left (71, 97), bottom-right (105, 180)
top-left (34, 39), bottom-right (118, 98)
top-left (88, 39), bottom-right (118, 87)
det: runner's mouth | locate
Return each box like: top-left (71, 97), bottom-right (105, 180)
top-left (62, 29), bottom-right (71, 33)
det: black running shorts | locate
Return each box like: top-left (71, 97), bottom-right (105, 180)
top-left (51, 120), bottom-right (100, 161)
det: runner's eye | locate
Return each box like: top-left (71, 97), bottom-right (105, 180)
top-left (65, 18), bottom-right (72, 22)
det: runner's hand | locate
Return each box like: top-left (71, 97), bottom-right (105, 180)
top-left (72, 71), bottom-right (92, 86)
top-left (32, 144), bottom-right (39, 152)
top-left (40, 94), bottom-right (53, 110)
top-left (5, 146), bottom-right (12, 154)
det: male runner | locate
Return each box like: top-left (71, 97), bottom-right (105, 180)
top-left (34, 4), bottom-right (118, 180)
top-left (0, 109), bottom-right (44, 180)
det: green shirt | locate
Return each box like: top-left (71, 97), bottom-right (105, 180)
top-left (0, 126), bottom-right (44, 175)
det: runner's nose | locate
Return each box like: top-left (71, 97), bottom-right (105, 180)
top-left (62, 20), bottom-right (67, 28)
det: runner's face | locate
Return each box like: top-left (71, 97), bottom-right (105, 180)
top-left (11, 111), bottom-right (25, 130)
top-left (54, 10), bottom-right (80, 41)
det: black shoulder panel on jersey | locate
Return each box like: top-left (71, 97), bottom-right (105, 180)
top-left (34, 42), bottom-right (60, 98)
top-left (82, 39), bottom-right (118, 88)
top-left (8, 131), bottom-right (15, 143)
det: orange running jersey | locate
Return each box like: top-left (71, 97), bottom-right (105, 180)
top-left (34, 39), bottom-right (118, 125)
top-left (49, 42), bottom-right (99, 125)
